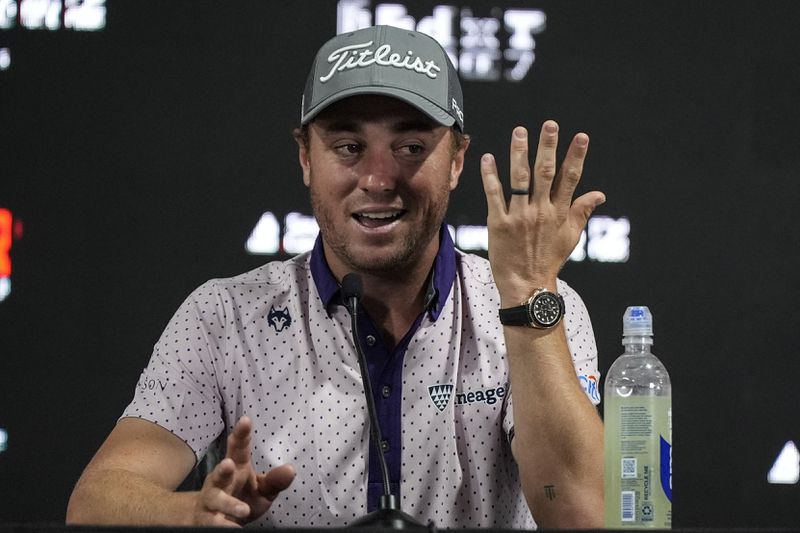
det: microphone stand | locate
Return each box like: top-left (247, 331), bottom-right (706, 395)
top-left (342, 274), bottom-right (428, 530)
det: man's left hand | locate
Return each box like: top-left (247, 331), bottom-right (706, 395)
top-left (479, 120), bottom-right (605, 306)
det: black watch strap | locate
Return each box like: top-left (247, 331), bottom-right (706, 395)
top-left (499, 288), bottom-right (564, 329)
top-left (499, 304), bottom-right (533, 326)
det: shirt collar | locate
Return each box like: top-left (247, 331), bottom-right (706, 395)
top-left (309, 225), bottom-right (456, 321)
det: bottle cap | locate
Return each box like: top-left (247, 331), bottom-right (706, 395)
top-left (623, 306), bottom-right (653, 337)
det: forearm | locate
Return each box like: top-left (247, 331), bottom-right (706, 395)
top-left (66, 467), bottom-right (197, 526)
top-left (506, 325), bottom-right (604, 528)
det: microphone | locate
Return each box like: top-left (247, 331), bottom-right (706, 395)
top-left (342, 273), bottom-right (427, 529)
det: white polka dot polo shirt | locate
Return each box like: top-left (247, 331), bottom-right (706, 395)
top-left (122, 228), bottom-right (600, 528)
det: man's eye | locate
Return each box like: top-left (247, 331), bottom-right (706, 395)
top-left (337, 144), bottom-right (361, 154)
top-left (402, 144), bottom-right (425, 155)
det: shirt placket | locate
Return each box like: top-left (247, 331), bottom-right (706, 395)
top-left (360, 311), bottom-right (424, 512)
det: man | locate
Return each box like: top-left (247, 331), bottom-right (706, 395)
top-left (67, 25), bottom-right (605, 528)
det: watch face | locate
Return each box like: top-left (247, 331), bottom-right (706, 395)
top-left (530, 292), bottom-right (562, 327)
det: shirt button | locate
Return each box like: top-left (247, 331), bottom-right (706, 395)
top-left (366, 335), bottom-right (376, 346)
top-left (380, 439), bottom-right (389, 452)
top-left (382, 385), bottom-right (391, 398)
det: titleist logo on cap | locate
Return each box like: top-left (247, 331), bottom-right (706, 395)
top-left (319, 40), bottom-right (442, 83)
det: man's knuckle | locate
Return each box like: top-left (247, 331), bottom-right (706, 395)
top-left (493, 217), bottom-right (513, 232)
top-left (514, 168), bottom-right (531, 182)
top-left (483, 180), bottom-right (501, 195)
top-left (565, 166), bottom-right (582, 182)
top-left (536, 161), bottom-right (556, 177)
top-left (511, 147), bottom-right (528, 157)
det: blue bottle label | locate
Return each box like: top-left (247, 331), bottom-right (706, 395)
top-left (660, 435), bottom-right (672, 502)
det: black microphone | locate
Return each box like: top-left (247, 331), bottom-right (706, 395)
top-left (342, 273), bottom-right (427, 530)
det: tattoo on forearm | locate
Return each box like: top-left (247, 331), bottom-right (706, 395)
top-left (544, 484), bottom-right (556, 500)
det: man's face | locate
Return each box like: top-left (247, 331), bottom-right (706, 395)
top-left (298, 95), bottom-right (467, 278)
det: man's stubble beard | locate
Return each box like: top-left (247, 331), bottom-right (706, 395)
top-left (308, 173), bottom-right (451, 277)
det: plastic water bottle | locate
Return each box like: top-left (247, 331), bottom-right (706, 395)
top-left (604, 306), bottom-right (672, 528)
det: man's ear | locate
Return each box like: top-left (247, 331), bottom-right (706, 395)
top-left (449, 135), bottom-right (470, 190)
top-left (293, 127), bottom-right (311, 187)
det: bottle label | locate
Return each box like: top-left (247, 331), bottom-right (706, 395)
top-left (660, 435), bottom-right (672, 502)
top-left (604, 396), bottom-right (672, 528)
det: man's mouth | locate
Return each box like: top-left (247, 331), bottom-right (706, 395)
top-left (353, 210), bottom-right (406, 228)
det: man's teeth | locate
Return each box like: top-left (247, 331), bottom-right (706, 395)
top-left (359, 211), bottom-right (402, 220)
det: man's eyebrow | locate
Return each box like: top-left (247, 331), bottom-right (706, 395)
top-left (321, 119), bottom-right (360, 133)
top-left (392, 119), bottom-right (436, 133)
top-left (318, 118), bottom-right (437, 134)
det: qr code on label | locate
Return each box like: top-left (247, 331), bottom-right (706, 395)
top-left (622, 457), bottom-right (637, 479)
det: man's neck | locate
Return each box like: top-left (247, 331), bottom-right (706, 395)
top-left (358, 266), bottom-right (431, 349)
top-left (326, 244), bottom-right (439, 350)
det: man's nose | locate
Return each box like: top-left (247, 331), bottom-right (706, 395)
top-left (358, 149), bottom-right (399, 192)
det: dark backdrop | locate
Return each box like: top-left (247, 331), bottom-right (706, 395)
top-left (2, 0), bottom-right (799, 527)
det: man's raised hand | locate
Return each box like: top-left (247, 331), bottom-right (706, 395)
top-left (480, 120), bottom-right (605, 304)
top-left (194, 416), bottom-right (295, 527)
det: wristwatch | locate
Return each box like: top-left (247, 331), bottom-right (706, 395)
top-left (499, 288), bottom-right (565, 329)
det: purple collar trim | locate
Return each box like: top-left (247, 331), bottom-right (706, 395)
top-left (309, 225), bottom-right (456, 320)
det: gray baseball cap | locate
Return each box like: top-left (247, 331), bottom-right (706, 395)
top-left (301, 25), bottom-right (464, 131)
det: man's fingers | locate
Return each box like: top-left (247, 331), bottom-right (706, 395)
top-left (551, 133), bottom-right (590, 208)
top-left (203, 488), bottom-right (251, 523)
top-left (207, 457), bottom-right (236, 489)
top-left (532, 120), bottom-right (559, 204)
top-left (258, 464), bottom-right (297, 502)
top-left (509, 127), bottom-right (532, 205)
top-left (571, 191), bottom-right (606, 229)
top-left (199, 460), bottom-right (252, 526)
top-left (480, 153), bottom-right (508, 216)
top-left (226, 416), bottom-right (253, 465)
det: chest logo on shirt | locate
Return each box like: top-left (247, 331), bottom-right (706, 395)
top-left (429, 383), bottom-right (509, 411)
top-left (428, 384), bottom-right (454, 412)
top-left (267, 305), bottom-right (292, 332)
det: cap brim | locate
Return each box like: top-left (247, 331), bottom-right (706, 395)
top-left (302, 86), bottom-right (455, 128)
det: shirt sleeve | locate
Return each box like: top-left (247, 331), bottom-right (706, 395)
top-left (121, 281), bottom-right (227, 461)
top-left (560, 279), bottom-right (602, 406)
top-left (502, 280), bottom-right (601, 439)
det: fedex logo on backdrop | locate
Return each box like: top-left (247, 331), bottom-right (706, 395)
top-left (336, 0), bottom-right (546, 81)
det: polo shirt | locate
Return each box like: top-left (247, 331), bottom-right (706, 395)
top-left (122, 229), bottom-right (601, 528)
